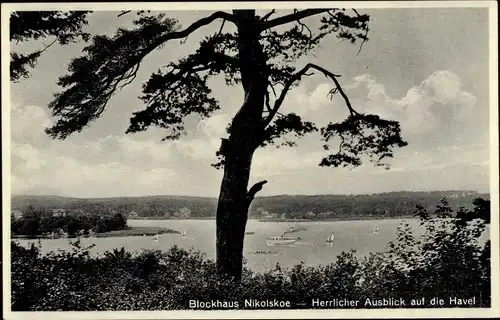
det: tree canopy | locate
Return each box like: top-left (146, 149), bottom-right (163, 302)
top-left (44, 9), bottom-right (407, 171)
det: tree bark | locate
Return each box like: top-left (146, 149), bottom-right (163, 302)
top-left (215, 141), bottom-right (255, 281)
top-left (215, 10), bottom-right (267, 282)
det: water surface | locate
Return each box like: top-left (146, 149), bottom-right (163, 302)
top-left (16, 218), bottom-right (489, 272)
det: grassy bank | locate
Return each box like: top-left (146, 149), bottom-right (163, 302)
top-left (94, 226), bottom-right (179, 237)
top-left (12, 226), bottom-right (179, 239)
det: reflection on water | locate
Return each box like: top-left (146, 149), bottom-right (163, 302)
top-left (15, 218), bottom-right (490, 273)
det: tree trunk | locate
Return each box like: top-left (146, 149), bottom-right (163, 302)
top-left (216, 10), bottom-right (267, 282)
top-left (216, 142), bottom-right (255, 281)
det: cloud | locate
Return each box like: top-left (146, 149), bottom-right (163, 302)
top-left (11, 140), bottom-right (181, 197)
top-left (11, 103), bottom-right (53, 145)
top-left (196, 113), bottom-right (231, 139)
top-left (9, 101), bottom-right (224, 197)
top-left (281, 82), bottom-right (349, 126)
top-left (249, 70), bottom-right (486, 182)
top-left (8, 68), bottom-right (488, 197)
top-left (350, 70), bottom-right (478, 138)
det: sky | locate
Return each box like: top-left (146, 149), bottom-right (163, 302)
top-left (7, 6), bottom-right (494, 198)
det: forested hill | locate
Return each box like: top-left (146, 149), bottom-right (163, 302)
top-left (11, 190), bottom-right (488, 220)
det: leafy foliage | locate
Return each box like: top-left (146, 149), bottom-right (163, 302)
top-left (11, 198), bottom-right (491, 310)
top-left (320, 114), bottom-right (408, 168)
top-left (45, 13), bottom-right (179, 139)
top-left (11, 207), bottom-right (128, 238)
top-left (10, 11), bottom-right (91, 82)
top-left (260, 113), bottom-right (318, 147)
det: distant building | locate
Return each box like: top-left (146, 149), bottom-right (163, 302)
top-left (264, 213), bottom-right (278, 219)
top-left (11, 210), bottom-right (23, 219)
top-left (51, 209), bottom-right (67, 217)
top-left (449, 191), bottom-right (475, 199)
top-left (128, 211), bottom-right (139, 219)
top-left (306, 211), bottom-right (316, 219)
top-left (173, 211), bottom-right (182, 217)
top-left (179, 207), bottom-right (192, 218)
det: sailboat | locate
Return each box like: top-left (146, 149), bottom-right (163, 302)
top-left (153, 233), bottom-right (159, 243)
top-left (181, 230), bottom-right (187, 238)
top-left (326, 232), bottom-right (335, 243)
top-left (373, 227), bottom-right (380, 234)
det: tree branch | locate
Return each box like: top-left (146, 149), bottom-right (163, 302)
top-left (260, 9), bottom-right (276, 21)
top-left (155, 11), bottom-right (236, 48)
top-left (117, 10), bottom-right (131, 17)
top-left (293, 9), bottom-right (313, 39)
top-left (263, 63), bottom-right (359, 128)
top-left (259, 9), bottom-right (330, 31)
top-left (217, 19), bottom-right (226, 36)
top-left (119, 62), bottom-right (140, 89)
top-left (264, 90), bottom-right (272, 113)
top-left (178, 12), bottom-right (233, 45)
top-left (246, 180), bottom-right (268, 205)
top-left (39, 38), bottom-right (58, 54)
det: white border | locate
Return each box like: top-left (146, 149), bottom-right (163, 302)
top-left (2, 2), bottom-right (499, 319)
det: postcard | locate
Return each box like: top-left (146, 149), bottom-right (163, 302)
top-left (2, 1), bottom-right (499, 319)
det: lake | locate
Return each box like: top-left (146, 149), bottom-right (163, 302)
top-left (14, 218), bottom-right (490, 272)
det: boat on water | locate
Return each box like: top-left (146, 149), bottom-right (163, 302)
top-left (373, 227), bottom-right (380, 234)
top-left (265, 233), bottom-right (301, 246)
top-left (153, 234), bottom-right (159, 242)
top-left (245, 231), bottom-right (255, 235)
top-left (252, 250), bottom-right (278, 255)
top-left (326, 232), bottom-right (335, 243)
top-left (283, 223), bottom-right (307, 234)
top-left (181, 230), bottom-right (187, 237)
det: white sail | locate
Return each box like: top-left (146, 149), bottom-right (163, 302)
top-left (326, 233), bottom-right (335, 242)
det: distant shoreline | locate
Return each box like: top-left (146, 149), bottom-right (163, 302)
top-left (255, 215), bottom-right (416, 222)
top-left (128, 215), bottom-right (417, 222)
top-left (11, 226), bottom-right (179, 240)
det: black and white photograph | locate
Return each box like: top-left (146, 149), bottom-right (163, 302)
top-left (2, 2), bottom-right (499, 319)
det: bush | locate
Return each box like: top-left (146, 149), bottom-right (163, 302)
top-left (11, 198), bottom-right (490, 310)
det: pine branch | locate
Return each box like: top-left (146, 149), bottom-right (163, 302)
top-left (47, 11), bottom-right (238, 140)
top-left (117, 10), bottom-right (131, 17)
top-left (263, 63), bottom-right (358, 128)
top-left (293, 9), bottom-right (313, 39)
top-left (259, 9), bottom-right (330, 31)
top-left (246, 180), bottom-right (268, 203)
top-left (260, 10), bottom-right (276, 21)
top-left (167, 11), bottom-right (236, 41)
